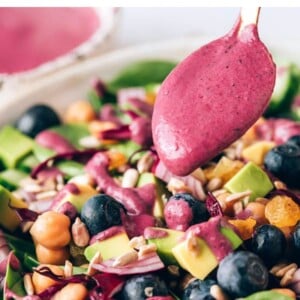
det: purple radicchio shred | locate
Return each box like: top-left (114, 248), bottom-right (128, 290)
top-left (33, 266), bottom-right (124, 299)
top-left (8, 201), bottom-right (39, 222)
top-left (92, 78), bottom-right (107, 98)
top-left (267, 188), bottom-right (300, 205)
top-left (100, 125), bottom-right (131, 141)
top-left (124, 109), bottom-right (140, 120)
top-left (205, 192), bottom-right (224, 217)
top-left (56, 201), bottom-right (78, 221)
top-left (0, 238), bottom-right (19, 288)
top-left (99, 104), bottom-right (122, 125)
top-left (35, 167), bottom-right (64, 183)
top-left (35, 130), bottom-right (76, 154)
top-left (100, 110), bottom-right (153, 147)
top-left (31, 149), bottom-right (102, 179)
top-left (125, 98), bottom-right (153, 118)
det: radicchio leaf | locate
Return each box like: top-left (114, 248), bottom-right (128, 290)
top-left (205, 192), bottom-right (223, 217)
top-left (31, 149), bottom-right (102, 179)
top-left (33, 266), bottom-right (124, 300)
top-left (92, 252), bottom-right (164, 275)
top-left (8, 201), bottom-right (39, 222)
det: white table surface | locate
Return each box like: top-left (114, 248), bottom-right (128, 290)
top-left (113, 7), bottom-right (300, 49)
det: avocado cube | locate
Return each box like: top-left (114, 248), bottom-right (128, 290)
top-left (172, 237), bottom-right (218, 280)
top-left (84, 229), bottom-right (132, 261)
top-left (171, 226), bottom-right (242, 280)
top-left (224, 162), bottom-right (273, 201)
top-left (52, 184), bottom-right (97, 213)
top-left (146, 227), bottom-right (184, 265)
top-left (0, 169), bottom-right (28, 191)
top-left (0, 185), bottom-right (28, 231)
top-left (0, 126), bottom-right (34, 168)
top-left (17, 154), bottom-right (39, 172)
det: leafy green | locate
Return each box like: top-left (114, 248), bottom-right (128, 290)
top-left (4, 253), bottom-right (26, 297)
top-left (33, 143), bottom-right (55, 162)
top-left (50, 124), bottom-right (89, 149)
top-left (88, 90), bottom-right (103, 113)
top-left (107, 60), bottom-right (176, 93)
top-left (108, 140), bottom-right (141, 159)
top-left (87, 90), bottom-right (117, 113)
top-left (4, 233), bottom-right (37, 272)
top-left (5, 233), bottom-right (36, 258)
top-left (23, 254), bottom-right (39, 270)
top-left (56, 160), bottom-right (85, 178)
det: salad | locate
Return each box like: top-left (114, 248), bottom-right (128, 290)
top-left (1, 58), bottom-right (300, 300)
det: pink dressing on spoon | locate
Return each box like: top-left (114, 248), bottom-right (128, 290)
top-left (0, 8), bottom-right (100, 74)
top-left (152, 9), bottom-right (276, 176)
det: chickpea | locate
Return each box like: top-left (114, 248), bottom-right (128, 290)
top-left (245, 202), bottom-right (267, 224)
top-left (32, 264), bottom-right (64, 294)
top-left (30, 211), bottom-right (71, 249)
top-left (65, 100), bottom-right (96, 123)
top-left (36, 244), bottom-right (69, 265)
top-left (52, 283), bottom-right (88, 300)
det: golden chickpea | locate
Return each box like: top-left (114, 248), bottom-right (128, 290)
top-left (36, 244), bottom-right (69, 265)
top-left (245, 202), bottom-right (267, 224)
top-left (32, 264), bottom-right (64, 294)
top-left (65, 100), bottom-right (96, 123)
top-left (52, 283), bottom-right (88, 300)
top-left (30, 211), bottom-right (71, 249)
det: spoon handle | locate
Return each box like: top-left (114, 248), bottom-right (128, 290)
top-left (239, 7), bottom-right (261, 30)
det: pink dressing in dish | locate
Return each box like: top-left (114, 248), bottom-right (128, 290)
top-left (152, 14), bottom-right (276, 176)
top-left (0, 8), bottom-right (100, 74)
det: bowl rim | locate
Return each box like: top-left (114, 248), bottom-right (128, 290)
top-left (1, 34), bottom-right (300, 125)
top-left (0, 8), bottom-right (118, 79)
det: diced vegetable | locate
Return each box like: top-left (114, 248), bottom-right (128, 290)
top-left (0, 126), bottom-right (34, 168)
top-left (0, 169), bottom-right (28, 191)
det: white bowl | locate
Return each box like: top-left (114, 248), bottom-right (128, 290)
top-left (0, 7), bottom-right (119, 98)
top-left (1, 36), bottom-right (300, 126)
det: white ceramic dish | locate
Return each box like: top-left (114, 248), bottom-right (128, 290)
top-left (0, 7), bottom-right (119, 97)
top-left (1, 36), bottom-right (300, 126)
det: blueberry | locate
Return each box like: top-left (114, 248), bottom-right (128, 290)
top-left (121, 274), bottom-right (168, 300)
top-left (217, 251), bottom-right (268, 298)
top-left (264, 144), bottom-right (300, 188)
top-left (252, 224), bottom-right (286, 266)
top-left (164, 193), bottom-right (209, 231)
top-left (182, 279), bottom-right (217, 300)
top-left (292, 222), bottom-right (300, 250)
top-left (287, 135), bottom-right (300, 148)
top-left (15, 104), bottom-right (61, 137)
top-left (81, 194), bottom-right (125, 236)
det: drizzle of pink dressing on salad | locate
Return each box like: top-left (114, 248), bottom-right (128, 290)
top-left (0, 8), bottom-right (99, 74)
top-left (186, 217), bottom-right (233, 261)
